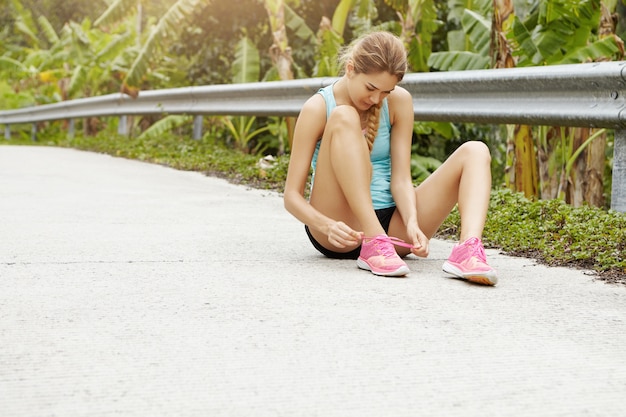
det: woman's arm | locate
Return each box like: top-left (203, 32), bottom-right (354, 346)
top-left (283, 94), bottom-right (335, 235)
top-left (388, 87), bottom-right (429, 256)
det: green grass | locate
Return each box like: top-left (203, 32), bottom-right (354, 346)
top-left (3, 131), bottom-right (625, 284)
top-left (440, 189), bottom-right (625, 283)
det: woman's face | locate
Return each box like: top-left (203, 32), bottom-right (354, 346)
top-left (347, 68), bottom-right (398, 111)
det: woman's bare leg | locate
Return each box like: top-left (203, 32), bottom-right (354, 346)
top-left (308, 105), bottom-right (385, 251)
top-left (389, 141), bottom-right (492, 245)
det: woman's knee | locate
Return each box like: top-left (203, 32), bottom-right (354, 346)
top-left (327, 105), bottom-right (361, 132)
top-left (460, 141), bottom-right (491, 163)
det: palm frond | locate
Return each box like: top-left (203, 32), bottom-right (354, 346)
top-left (14, 15), bottom-right (39, 47)
top-left (96, 31), bottom-right (134, 63)
top-left (68, 65), bottom-right (88, 98)
top-left (409, 0), bottom-right (439, 72)
top-left (461, 9), bottom-right (491, 56)
top-left (284, 4), bottom-right (315, 41)
top-left (509, 0), bottom-right (605, 67)
top-left (123, 0), bottom-right (202, 88)
top-left (21, 49), bottom-right (49, 70)
top-left (68, 21), bottom-right (91, 47)
top-left (508, 15), bottom-right (541, 66)
top-left (314, 22), bottom-right (343, 77)
top-left (560, 36), bottom-right (623, 64)
top-left (427, 50), bottom-right (490, 71)
top-left (232, 36), bottom-right (260, 84)
top-left (94, 0), bottom-right (138, 28)
top-left (0, 56), bottom-right (28, 73)
top-left (137, 115), bottom-right (192, 140)
top-left (37, 15), bottom-right (59, 45)
top-left (332, 0), bottom-right (357, 36)
top-left (447, 0), bottom-right (492, 25)
top-left (411, 154), bottom-right (442, 184)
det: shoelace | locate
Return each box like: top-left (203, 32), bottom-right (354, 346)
top-left (465, 237), bottom-right (487, 262)
top-left (363, 235), bottom-right (414, 256)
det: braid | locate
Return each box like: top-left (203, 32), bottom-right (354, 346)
top-left (338, 32), bottom-right (407, 152)
top-left (364, 102), bottom-right (382, 152)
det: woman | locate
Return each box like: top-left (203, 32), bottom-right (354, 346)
top-left (283, 31), bottom-right (497, 286)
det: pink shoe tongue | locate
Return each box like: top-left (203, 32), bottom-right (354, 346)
top-left (462, 237), bottom-right (487, 262)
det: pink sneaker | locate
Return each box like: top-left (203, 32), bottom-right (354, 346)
top-left (443, 237), bottom-right (498, 285)
top-left (357, 234), bottom-right (412, 277)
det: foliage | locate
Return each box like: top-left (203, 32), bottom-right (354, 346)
top-left (441, 188), bottom-right (625, 281)
top-left (411, 153), bottom-right (441, 184)
top-left (13, 0), bottom-right (105, 32)
top-left (508, 0), bottom-right (622, 66)
top-left (137, 115), bottom-right (192, 140)
top-left (1, 1), bottom-right (623, 202)
top-left (223, 35), bottom-right (271, 153)
top-left (428, 0), bottom-right (621, 208)
top-left (0, 79), bottom-right (34, 109)
top-left (95, 0), bottom-right (204, 89)
top-left (172, 0), bottom-right (272, 86)
top-left (312, 0), bottom-right (354, 77)
top-left (1, 4), bottom-right (137, 101)
top-left (383, 0), bottom-right (441, 72)
top-left (428, 0), bottom-right (491, 70)
top-left (505, 0), bottom-right (621, 208)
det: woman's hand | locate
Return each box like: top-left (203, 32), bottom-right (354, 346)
top-left (406, 222), bottom-right (429, 258)
top-left (327, 221), bottom-right (363, 248)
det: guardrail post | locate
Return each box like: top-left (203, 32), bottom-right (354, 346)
top-left (4, 125), bottom-right (9, 140)
top-left (31, 123), bottom-right (37, 141)
top-left (611, 129), bottom-right (626, 212)
top-left (68, 119), bottom-right (75, 139)
top-left (118, 116), bottom-right (128, 136)
top-left (193, 115), bottom-right (203, 140)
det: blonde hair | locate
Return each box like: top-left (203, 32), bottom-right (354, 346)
top-left (339, 31), bottom-right (407, 151)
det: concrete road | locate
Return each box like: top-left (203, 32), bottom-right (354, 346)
top-left (1, 145), bottom-right (625, 417)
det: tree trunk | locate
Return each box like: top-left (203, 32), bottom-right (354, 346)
top-left (561, 127), bottom-right (606, 208)
top-left (513, 124), bottom-right (539, 199)
top-left (491, 0), bottom-right (515, 69)
top-left (568, 128), bottom-right (587, 207)
top-left (264, 0), bottom-right (295, 148)
top-left (538, 126), bottom-right (560, 200)
top-left (493, 0), bottom-right (539, 198)
top-left (584, 130), bottom-right (607, 207)
top-left (566, 2), bottom-right (623, 207)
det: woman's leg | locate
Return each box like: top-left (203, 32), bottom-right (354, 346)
top-left (389, 141), bottom-right (492, 243)
top-left (308, 105), bottom-right (385, 251)
top-left (388, 141), bottom-right (497, 284)
top-left (308, 105), bottom-right (409, 277)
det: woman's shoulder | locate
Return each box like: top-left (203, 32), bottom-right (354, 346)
top-left (387, 85), bottom-right (413, 121)
top-left (301, 92), bottom-right (327, 118)
top-left (389, 85), bottom-right (412, 103)
top-left (295, 93), bottom-right (327, 142)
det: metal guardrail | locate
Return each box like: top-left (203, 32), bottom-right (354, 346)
top-left (1, 61), bottom-right (625, 211)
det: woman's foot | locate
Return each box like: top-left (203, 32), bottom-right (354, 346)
top-left (443, 237), bottom-right (498, 286)
top-left (357, 235), bottom-right (412, 277)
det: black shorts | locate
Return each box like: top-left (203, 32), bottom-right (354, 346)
top-left (304, 206), bottom-right (397, 260)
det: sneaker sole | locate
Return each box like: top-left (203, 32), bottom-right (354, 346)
top-left (442, 261), bottom-right (498, 286)
top-left (356, 258), bottom-right (410, 277)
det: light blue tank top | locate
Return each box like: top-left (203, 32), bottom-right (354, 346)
top-left (311, 84), bottom-right (395, 209)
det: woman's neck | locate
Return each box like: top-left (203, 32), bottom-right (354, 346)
top-left (332, 77), bottom-right (354, 107)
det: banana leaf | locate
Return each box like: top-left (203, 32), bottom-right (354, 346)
top-left (427, 50), bottom-right (489, 71)
top-left (232, 36), bottom-right (260, 84)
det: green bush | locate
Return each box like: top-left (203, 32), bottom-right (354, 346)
top-left (441, 188), bottom-right (625, 280)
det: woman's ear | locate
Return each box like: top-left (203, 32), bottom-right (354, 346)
top-left (345, 60), bottom-right (355, 78)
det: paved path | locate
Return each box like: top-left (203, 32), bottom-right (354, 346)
top-left (1, 145), bottom-right (625, 417)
